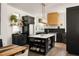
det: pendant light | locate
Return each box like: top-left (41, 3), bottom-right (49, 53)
top-left (41, 3), bottom-right (47, 24)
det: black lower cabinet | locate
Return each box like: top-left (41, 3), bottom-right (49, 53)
top-left (57, 32), bottom-right (66, 43)
top-left (57, 33), bottom-right (62, 42)
top-left (0, 39), bottom-right (3, 47)
top-left (67, 6), bottom-right (79, 55)
top-left (12, 34), bottom-right (27, 46)
top-left (45, 29), bottom-right (65, 43)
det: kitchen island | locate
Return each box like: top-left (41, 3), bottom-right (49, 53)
top-left (29, 33), bottom-right (55, 55)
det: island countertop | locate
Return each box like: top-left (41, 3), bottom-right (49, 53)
top-left (29, 33), bottom-right (56, 39)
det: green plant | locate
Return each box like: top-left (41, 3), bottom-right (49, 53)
top-left (10, 15), bottom-right (17, 22)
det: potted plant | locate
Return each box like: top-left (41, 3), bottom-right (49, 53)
top-left (10, 15), bottom-right (17, 26)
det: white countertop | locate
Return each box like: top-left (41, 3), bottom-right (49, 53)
top-left (29, 33), bottom-right (56, 39)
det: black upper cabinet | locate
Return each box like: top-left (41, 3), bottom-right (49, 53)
top-left (22, 16), bottom-right (34, 24)
top-left (67, 6), bottom-right (79, 55)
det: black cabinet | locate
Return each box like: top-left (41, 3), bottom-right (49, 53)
top-left (22, 16), bottom-right (34, 44)
top-left (45, 29), bottom-right (65, 43)
top-left (22, 24), bottom-right (29, 34)
top-left (0, 39), bottom-right (2, 47)
top-left (12, 34), bottom-right (27, 46)
top-left (22, 16), bottom-right (34, 24)
top-left (57, 29), bottom-right (65, 43)
top-left (67, 6), bottom-right (79, 55)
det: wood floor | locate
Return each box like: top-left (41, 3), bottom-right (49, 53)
top-left (47, 43), bottom-right (67, 56)
top-left (28, 43), bottom-right (75, 56)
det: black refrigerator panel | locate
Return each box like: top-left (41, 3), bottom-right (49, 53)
top-left (67, 6), bottom-right (79, 55)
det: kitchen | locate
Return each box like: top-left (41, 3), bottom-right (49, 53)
top-left (0, 3), bottom-right (79, 56)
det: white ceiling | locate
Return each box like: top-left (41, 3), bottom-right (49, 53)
top-left (8, 3), bottom-right (42, 15)
top-left (8, 3), bottom-right (79, 16)
top-left (8, 3), bottom-right (65, 14)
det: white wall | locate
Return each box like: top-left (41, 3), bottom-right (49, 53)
top-left (0, 3), bottom-right (37, 46)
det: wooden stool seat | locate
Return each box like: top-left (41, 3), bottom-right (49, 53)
top-left (0, 45), bottom-right (29, 56)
